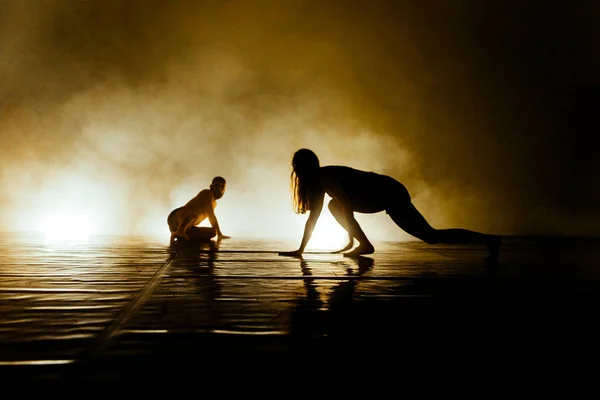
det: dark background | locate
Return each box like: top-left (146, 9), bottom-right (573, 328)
top-left (1, 0), bottom-right (598, 238)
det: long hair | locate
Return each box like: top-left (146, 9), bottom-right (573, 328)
top-left (290, 148), bottom-right (321, 214)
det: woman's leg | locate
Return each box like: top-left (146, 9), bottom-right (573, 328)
top-left (172, 214), bottom-right (198, 241)
top-left (186, 226), bottom-right (217, 241)
top-left (328, 199), bottom-right (374, 256)
top-left (167, 207), bottom-right (183, 233)
top-left (387, 202), bottom-right (501, 260)
top-left (168, 207), bottom-right (183, 242)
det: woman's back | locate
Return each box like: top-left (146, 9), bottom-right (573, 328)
top-left (321, 165), bottom-right (379, 188)
top-left (320, 165), bottom-right (408, 212)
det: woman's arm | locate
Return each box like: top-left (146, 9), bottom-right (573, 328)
top-left (297, 193), bottom-right (324, 253)
top-left (279, 192), bottom-right (324, 257)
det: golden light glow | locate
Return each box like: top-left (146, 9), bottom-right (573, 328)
top-left (305, 212), bottom-right (348, 252)
top-left (36, 211), bottom-right (97, 243)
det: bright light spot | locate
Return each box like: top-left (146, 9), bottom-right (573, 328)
top-left (305, 213), bottom-right (347, 251)
top-left (36, 211), bottom-right (97, 243)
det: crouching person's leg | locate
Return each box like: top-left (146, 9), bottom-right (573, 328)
top-left (186, 226), bottom-right (217, 241)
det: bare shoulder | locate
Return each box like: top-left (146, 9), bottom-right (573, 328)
top-left (319, 165), bottom-right (339, 179)
top-left (319, 165), bottom-right (354, 185)
top-left (197, 189), bottom-right (215, 201)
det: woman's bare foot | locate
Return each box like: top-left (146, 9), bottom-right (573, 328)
top-left (331, 240), bottom-right (355, 254)
top-left (343, 243), bottom-right (375, 258)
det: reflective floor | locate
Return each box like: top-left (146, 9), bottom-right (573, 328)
top-left (1, 232), bottom-right (599, 383)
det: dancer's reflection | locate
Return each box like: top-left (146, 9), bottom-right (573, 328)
top-left (165, 239), bottom-right (221, 329)
top-left (355, 256), bottom-right (374, 276)
top-left (297, 259), bottom-right (325, 311)
top-left (168, 237), bottom-right (219, 259)
top-left (290, 256), bottom-right (374, 343)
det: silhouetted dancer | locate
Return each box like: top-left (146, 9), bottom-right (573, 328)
top-left (167, 176), bottom-right (231, 243)
top-left (278, 148), bottom-right (501, 260)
